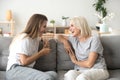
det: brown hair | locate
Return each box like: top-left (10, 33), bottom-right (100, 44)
top-left (22, 14), bottom-right (48, 39)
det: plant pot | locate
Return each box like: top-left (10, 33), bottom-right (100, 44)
top-left (100, 23), bottom-right (109, 33)
top-left (62, 20), bottom-right (67, 26)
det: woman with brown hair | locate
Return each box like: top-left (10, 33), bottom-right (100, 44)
top-left (6, 14), bottom-right (57, 80)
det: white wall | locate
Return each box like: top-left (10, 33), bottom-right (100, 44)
top-left (0, 0), bottom-right (120, 34)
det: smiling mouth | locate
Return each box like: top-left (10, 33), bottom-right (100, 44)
top-left (71, 31), bottom-right (74, 34)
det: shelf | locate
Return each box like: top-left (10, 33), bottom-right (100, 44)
top-left (42, 33), bottom-right (70, 40)
top-left (0, 21), bottom-right (15, 24)
top-left (46, 26), bottom-right (69, 33)
top-left (0, 20), bottom-right (15, 37)
top-left (47, 26), bottom-right (69, 28)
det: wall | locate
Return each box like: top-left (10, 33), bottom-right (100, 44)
top-left (0, 0), bottom-right (120, 34)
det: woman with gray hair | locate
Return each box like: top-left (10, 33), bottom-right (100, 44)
top-left (58, 16), bottom-right (109, 80)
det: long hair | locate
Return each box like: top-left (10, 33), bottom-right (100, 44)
top-left (9, 14), bottom-right (48, 49)
top-left (70, 16), bottom-right (92, 37)
top-left (22, 14), bottom-right (48, 39)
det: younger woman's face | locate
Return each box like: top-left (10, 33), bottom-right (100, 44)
top-left (39, 21), bottom-right (47, 37)
top-left (69, 21), bottom-right (80, 37)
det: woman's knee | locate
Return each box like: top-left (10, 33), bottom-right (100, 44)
top-left (64, 70), bottom-right (79, 80)
top-left (45, 71), bottom-right (57, 80)
top-left (36, 74), bottom-right (54, 80)
top-left (43, 76), bottom-right (54, 80)
top-left (65, 70), bottom-right (77, 76)
top-left (76, 69), bottom-right (110, 80)
top-left (76, 74), bottom-right (89, 80)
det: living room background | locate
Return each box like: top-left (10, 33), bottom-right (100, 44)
top-left (0, 0), bottom-right (120, 34)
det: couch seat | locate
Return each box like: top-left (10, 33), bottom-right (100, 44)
top-left (0, 71), bottom-right (6, 80)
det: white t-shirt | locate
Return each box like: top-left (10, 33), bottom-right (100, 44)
top-left (6, 33), bottom-right (40, 71)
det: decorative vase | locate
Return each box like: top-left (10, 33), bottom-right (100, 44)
top-left (6, 10), bottom-right (12, 21)
top-left (100, 22), bottom-right (109, 33)
top-left (62, 19), bottom-right (67, 26)
top-left (50, 23), bottom-right (54, 27)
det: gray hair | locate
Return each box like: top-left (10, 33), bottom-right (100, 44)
top-left (70, 16), bottom-right (92, 37)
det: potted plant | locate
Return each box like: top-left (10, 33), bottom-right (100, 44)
top-left (62, 16), bottom-right (69, 26)
top-left (50, 19), bottom-right (56, 37)
top-left (50, 20), bottom-right (55, 27)
top-left (93, 0), bottom-right (108, 23)
top-left (93, 0), bottom-right (110, 33)
top-left (62, 16), bottom-right (69, 20)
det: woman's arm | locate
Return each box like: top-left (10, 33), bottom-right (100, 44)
top-left (57, 35), bottom-right (73, 54)
top-left (19, 40), bottom-right (50, 66)
top-left (57, 35), bottom-right (68, 44)
top-left (69, 50), bottom-right (98, 68)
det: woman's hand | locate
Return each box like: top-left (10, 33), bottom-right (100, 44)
top-left (63, 40), bottom-right (72, 54)
top-left (18, 39), bottom-right (51, 66)
top-left (38, 40), bottom-right (51, 56)
top-left (43, 40), bottom-right (50, 48)
top-left (57, 35), bottom-right (70, 53)
top-left (68, 51), bottom-right (98, 68)
top-left (39, 48), bottom-right (50, 56)
top-left (63, 40), bottom-right (78, 64)
top-left (19, 47), bottom-right (51, 66)
top-left (68, 49), bottom-right (77, 64)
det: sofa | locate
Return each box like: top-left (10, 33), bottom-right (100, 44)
top-left (0, 35), bottom-right (120, 80)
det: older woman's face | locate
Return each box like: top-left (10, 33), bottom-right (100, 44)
top-left (39, 21), bottom-right (47, 37)
top-left (69, 21), bottom-right (80, 37)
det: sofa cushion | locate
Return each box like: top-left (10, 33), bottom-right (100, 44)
top-left (101, 36), bottom-right (120, 69)
top-left (57, 71), bottom-right (67, 80)
top-left (0, 37), bottom-right (12, 71)
top-left (108, 70), bottom-right (120, 80)
top-left (33, 39), bottom-right (57, 71)
top-left (56, 40), bottom-right (74, 70)
top-left (0, 71), bottom-right (6, 80)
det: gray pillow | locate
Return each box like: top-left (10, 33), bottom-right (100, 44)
top-left (101, 36), bottom-right (120, 69)
top-left (33, 39), bottom-right (57, 71)
top-left (0, 49), bottom-right (9, 70)
top-left (0, 37), bottom-right (12, 71)
top-left (56, 40), bottom-right (74, 70)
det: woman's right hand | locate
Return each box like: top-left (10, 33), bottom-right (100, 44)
top-left (39, 48), bottom-right (51, 56)
top-left (38, 40), bottom-right (51, 56)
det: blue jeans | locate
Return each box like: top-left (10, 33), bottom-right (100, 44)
top-left (6, 64), bottom-right (57, 80)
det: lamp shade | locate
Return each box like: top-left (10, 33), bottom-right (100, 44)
top-left (6, 10), bottom-right (12, 21)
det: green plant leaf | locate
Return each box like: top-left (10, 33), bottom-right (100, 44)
top-left (62, 16), bottom-right (69, 20)
top-left (93, 0), bottom-right (108, 18)
top-left (50, 20), bottom-right (55, 23)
